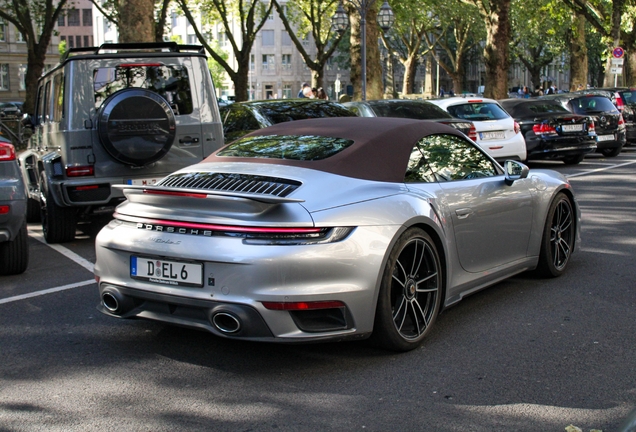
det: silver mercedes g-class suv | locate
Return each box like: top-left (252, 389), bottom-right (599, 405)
top-left (20, 42), bottom-right (224, 243)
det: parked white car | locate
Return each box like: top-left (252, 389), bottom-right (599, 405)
top-left (429, 97), bottom-right (527, 162)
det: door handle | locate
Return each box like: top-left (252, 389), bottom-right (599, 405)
top-left (179, 136), bottom-right (199, 144)
top-left (455, 208), bottom-right (473, 219)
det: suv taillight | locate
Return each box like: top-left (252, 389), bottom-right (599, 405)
top-left (532, 123), bottom-right (558, 137)
top-left (66, 165), bottom-right (94, 177)
top-left (468, 123), bottom-right (477, 141)
top-left (618, 113), bottom-right (626, 129)
top-left (0, 142), bottom-right (16, 161)
top-left (588, 121), bottom-right (596, 135)
top-left (514, 121), bottom-right (520, 135)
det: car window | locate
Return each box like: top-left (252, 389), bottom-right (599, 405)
top-left (370, 102), bottom-right (451, 119)
top-left (447, 102), bottom-right (509, 121)
top-left (258, 102), bottom-right (356, 124)
top-left (568, 96), bottom-right (618, 114)
top-left (52, 73), bottom-right (64, 122)
top-left (220, 105), bottom-right (261, 136)
top-left (506, 101), bottom-right (569, 117)
top-left (404, 146), bottom-right (437, 183)
top-left (415, 134), bottom-right (498, 182)
top-left (619, 91), bottom-right (636, 104)
top-left (93, 65), bottom-right (193, 115)
top-left (217, 134), bottom-right (354, 160)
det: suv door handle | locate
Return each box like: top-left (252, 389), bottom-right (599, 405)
top-left (179, 136), bottom-right (199, 144)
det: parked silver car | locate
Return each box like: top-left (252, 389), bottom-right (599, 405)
top-left (0, 136), bottom-right (28, 275)
top-left (94, 117), bottom-right (579, 351)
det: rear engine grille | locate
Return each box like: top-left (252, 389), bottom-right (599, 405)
top-left (157, 172), bottom-right (301, 197)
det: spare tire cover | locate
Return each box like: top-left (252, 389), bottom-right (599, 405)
top-left (98, 88), bottom-right (176, 166)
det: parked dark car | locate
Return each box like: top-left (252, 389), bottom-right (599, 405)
top-left (343, 99), bottom-right (478, 143)
top-left (577, 88), bottom-right (636, 145)
top-left (540, 93), bottom-right (626, 157)
top-left (500, 98), bottom-right (597, 165)
top-left (0, 136), bottom-right (28, 275)
top-left (219, 99), bottom-right (356, 142)
top-left (0, 102), bottom-right (22, 118)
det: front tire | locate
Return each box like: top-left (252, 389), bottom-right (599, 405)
top-left (40, 173), bottom-right (76, 243)
top-left (0, 222), bottom-right (29, 275)
top-left (535, 193), bottom-right (575, 277)
top-left (371, 228), bottom-right (442, 351)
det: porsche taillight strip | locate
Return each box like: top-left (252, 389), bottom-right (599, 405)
top-left (115, 212), bottom-right (324, 234)
top-left (262, 300), bottom-right (346, 311)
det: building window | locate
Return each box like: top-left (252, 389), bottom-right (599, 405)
top-left (265, 84), bottom-right (274, 99)
top-left (262, 30), bottom-right (274, 46)
top-left (57, 14), bottom-right (65, 26)
top-left (268, 12), bottom-right (274, 20)
top-left (67, 9), bottom-right (80, 26)
top-left (67, 36), bottom-right (74, 48)
top-left (187, 34), bottom-right (197, 44)
top-left (0, 64), bottom-right (9, 90)
top-left (262, 54), bottom-right (275, 71)
top-left (76, 35), bottom-right (82, 47)
top-left (283, 84), bottom-right (292, 99)
top-left (16, 28), bottom-right (25, 42)
top-left (83, 9), bottom-right (92, 26)
top-left (282, 54), bottom-right (291, 70)
top-left (19, 65), bottom-right (27, 90)
top-left (250, 54), bottom-right (255, 71)
top-left (0, 21), bottom-right (5, 42)
top-left (282, 31), bottom-right (291, 46)
top-left (84, 35), bottom-right (90, 47)
top-left (171, 12), bottom-right (178, 29)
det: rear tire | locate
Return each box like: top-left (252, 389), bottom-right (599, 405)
top-left (40, 173), bottom-right (76, 243)
top-left (371, 228), bottom-right (442, 351)
top-left (562, 154), bottom-right (585, 165)
top-left (0, 222), bottom-right (29, 275)
top-left (600, 146), bottom-right (622, 157)
top-left (535, 192), bottom-right (575, 278)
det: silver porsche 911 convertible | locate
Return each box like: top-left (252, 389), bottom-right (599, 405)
top-left (94, 117), bottom-right (579, 351)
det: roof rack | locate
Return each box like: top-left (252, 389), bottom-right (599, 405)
top-left (60, 42), bottom-right (205, 62)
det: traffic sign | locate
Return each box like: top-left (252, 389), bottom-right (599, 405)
top-left (613, 47), bottom-right (624, 59)
top-left (611, 58), bottom-right (624, 65)
top-left (610, 67), bottom-right (623, 75)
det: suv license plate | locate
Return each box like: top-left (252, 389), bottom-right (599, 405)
top-left (597, 134), bottom-right (615, 142)
top-left (479, 131), bottom-right (505, 140)
top-left (127, 178), bottom-right (160, 186)
top-left (131, 256), bottom-right (203, 287)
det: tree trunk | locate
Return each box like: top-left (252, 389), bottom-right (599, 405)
top-left (569, 12), bottom-right (588, 91)
top-left (118, 0), bottom-right (155, 43)
top-left (311, 68), bottom-right (324, 89)
top-left (347, 2), bottom-right (382, 100)
top-left (233, 54), bottom-right (250, 102)
top-left (482, 0), bottom-right (511, 99)
top-left (23, 46), bottom-right (47, 115)
top-left (402, 56), bottom-right (418, 95)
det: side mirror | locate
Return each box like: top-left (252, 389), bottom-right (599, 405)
top-left (504, 160), bottom-right (529, 185)
top-left (21, 113), bottom-right (33, 129)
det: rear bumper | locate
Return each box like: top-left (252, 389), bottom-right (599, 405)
top-left (526, 136), bottom-right (597, 161)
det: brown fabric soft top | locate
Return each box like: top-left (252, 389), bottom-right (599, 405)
top-left (202, 117), bottom-right (466, 183)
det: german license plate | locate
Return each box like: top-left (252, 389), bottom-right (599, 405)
top-left (479, 131), bottom-right (505, 140)
top-left (130, 256), bottom-right (203, 287)
top-left (126, 178), bottom-right (160, 186)
top-left (561, 124), bottom-right (583, 132)
top-left (597, 134), bottom-right (615, 142)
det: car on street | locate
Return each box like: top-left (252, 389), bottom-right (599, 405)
top-left (0, 102), bottom-right (22, 118)
top-left (427, 96), bottom-right (527, 162)
top-left (94, 117), bottom-right (580, 352)
top-left (342, 99), bottom-right (477, 142)
top-left (499, 98), bottom-right (597, 164)
top-left (0, 136), bottom-right (28, 275)
top-left (219, 99), bottom-right (356, 142)
top-left (18, 42), bottom-right (224, 244)
top-left (539, 93), bottom-right (626, 157)
top-left (576, 88), bottom-right (636, 145)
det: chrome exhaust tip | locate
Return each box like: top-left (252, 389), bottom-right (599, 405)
top-left (211, 312), bottom-right (242, 334)
top-left (102, 292), bottom-right (119, 313)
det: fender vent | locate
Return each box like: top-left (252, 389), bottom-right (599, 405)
top-left (157, 172), bottom-right (301, 197)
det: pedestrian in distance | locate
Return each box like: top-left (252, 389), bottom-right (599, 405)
top-left (298, 82), bottom-right (310, 98)
top-left (317, 88), bottom-right (328, 100)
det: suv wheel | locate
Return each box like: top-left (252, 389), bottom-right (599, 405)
top-left (600, 145), bottom-right (622, 157)
top-left (98, 88), bottom-right (177, 166)
top-left (40, 173), bottom-right (76, 243)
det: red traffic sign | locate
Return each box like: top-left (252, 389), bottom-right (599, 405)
top-left (613, 47), bottom-right (625, 59)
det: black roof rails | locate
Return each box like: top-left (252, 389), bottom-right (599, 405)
top-left (60, 42), bottom-right (205, 62)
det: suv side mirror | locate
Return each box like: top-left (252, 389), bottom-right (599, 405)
top-left (504, 160), bottom-right (529, 185)
top-left (21, 113), bottom-right (34, 129)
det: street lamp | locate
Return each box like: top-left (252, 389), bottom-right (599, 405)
top-left (331, 0), bottom-right (394, 101)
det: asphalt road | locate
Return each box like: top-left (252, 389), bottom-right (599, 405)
top-left (1, 150), bottom-right (636, 432)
